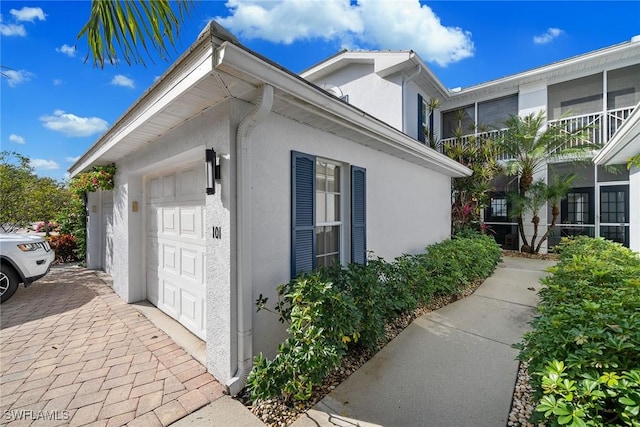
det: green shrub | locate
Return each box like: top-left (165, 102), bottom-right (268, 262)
top-left (248, 273), bottom-right (360, 402)
top-left (248, 232), bottom-right (502, 402)
top-left (516, 236), bottom-right (640, 426)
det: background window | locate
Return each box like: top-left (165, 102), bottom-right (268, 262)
top-left (316, 161), bottom-right (341, 268)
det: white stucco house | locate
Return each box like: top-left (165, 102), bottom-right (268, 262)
top-left (300, 36), bottom-right (640, 252)
top-left (69, 22), bottom-right (470, 393)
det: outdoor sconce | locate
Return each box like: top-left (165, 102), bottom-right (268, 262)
top-left (205, 148), bottom-right (221, 195)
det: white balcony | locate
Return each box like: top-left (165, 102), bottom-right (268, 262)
top-left (438, 106), bottom-right (636, 161)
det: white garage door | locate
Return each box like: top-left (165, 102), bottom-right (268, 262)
top-left (146, 165), bottom-right (207, 340)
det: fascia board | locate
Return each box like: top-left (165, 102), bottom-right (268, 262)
top-left (69, 40), bottom-right (214, 177)
top-left (299, 53), bottom-right (374, 80)
top-left (593, 103), bottom-right (640, 165)
top-left (450, 41), bottom-right (640, 97)
top-left (215, 42), bottom-right (471, 178)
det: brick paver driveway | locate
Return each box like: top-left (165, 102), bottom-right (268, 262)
top-left (0, 265), bottom-right (225, 426)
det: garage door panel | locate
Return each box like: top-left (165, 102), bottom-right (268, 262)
top-left (149, 177), bottom-right (161, 201)
top-left (161, 279), bottom-right (179, 317)
top-left (162, 208), bottom-right (178, 235)
top-left (163, 175), bottom-right (176, 199)
top-left (180, 290), bottom-right (200, 326)
top-left (162, 244), bottom-right (178, 273)
top-left (180, 248), bottom-right (199, 279)
top-left (177, 169), bottom-right (199, 200)
top-left (146, 164), bottom-right (206, 340)
top-left (180, 208), bottom-right (197, 235)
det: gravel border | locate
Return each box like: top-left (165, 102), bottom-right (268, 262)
top-left (238, 250), bottom-right (551, 426)
top-left (237, 278), bottom-right (486, 426)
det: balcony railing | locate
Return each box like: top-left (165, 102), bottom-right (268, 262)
top-left (438, 106), bottom-right (636, 161)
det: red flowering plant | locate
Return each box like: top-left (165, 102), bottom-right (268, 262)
top-left (69, 164), bottom-right (116, 196)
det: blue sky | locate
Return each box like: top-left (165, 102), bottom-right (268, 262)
top-left (1, 0), bottom-right (639, 181)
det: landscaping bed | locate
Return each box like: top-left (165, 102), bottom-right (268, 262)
top-left (236, 232), bottom-right (502, 426)
top-left (512, 237), bottom-right (640, 426)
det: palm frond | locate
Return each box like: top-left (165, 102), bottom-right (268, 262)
top-left (77, 0), bottom-right (193, 68)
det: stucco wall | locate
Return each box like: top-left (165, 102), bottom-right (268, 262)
top-left (247, 112), bottom-right (452, 358)
top-left (95, 95), bottom-right (455, 380)
top-left (310, 63), bottom-right (404, 131)
top-left (103, 102), bottom-right (237, 382)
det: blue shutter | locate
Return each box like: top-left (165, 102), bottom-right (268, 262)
top-left (291, 151), bottom-right (316, 277)
top-left (417, 94), bottom-right (425, 143)
top-left (351, 166), bottom-right (366, 265)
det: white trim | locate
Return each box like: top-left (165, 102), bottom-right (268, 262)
top-left (594, 101), bottom-right (640, 165)
top-left (215, 42), bottom-right (471, 178)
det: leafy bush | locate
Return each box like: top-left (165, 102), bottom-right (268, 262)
top-left (55, 191), bottom-right (86, 262)
top-left (249, 273), bottom-right (360, 402)
top-left (516, 236), bottom-right (640, 426)
top-left (48, 234), bottom-right (78, 262)
top-left (248, 232), bottom-right (502, 402)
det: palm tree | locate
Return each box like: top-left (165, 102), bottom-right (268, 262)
top-left (77, 0), bottom-right (194, 68)
top-left (499, 111), bottom-right (596, 253)
top-left (508, 175), bottom-right (575, 253)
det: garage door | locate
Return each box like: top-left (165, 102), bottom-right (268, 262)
top-left (146, 165), bottom-right (206, 339)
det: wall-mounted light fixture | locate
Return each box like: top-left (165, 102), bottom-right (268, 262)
top-left (205, 148), bottom-right (221, 195)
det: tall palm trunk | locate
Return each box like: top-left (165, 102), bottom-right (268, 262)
top-left (518, 171), bottom-right (533, 252)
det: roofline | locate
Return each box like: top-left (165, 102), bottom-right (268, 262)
top-left (300, 50), bottom-right (451, 99)
top-left (69, 28), bottom-right (216, 176)
top-left (452, 37), bottom-right (640, 95)
top-left (70, 22), bottom-right (470, 178)
top-left (215, 41), bottom-right (471, 177)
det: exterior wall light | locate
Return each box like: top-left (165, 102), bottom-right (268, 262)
top-left (206, 148), bottom-right (221, 195)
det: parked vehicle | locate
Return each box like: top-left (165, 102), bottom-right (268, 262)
top-left (0, 234), bottom-right (55, 303)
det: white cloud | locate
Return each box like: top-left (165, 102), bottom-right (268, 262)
top-left (216, 0), bottom-right (362, 44)
top-left (40, 110), bottom-right (109, 137)
top-left (30, 159), bottom-right (59, 170)
top-left (3, 69), bottom-right (34, 87)
top-left (0, 22), bottom-right (26, 36)
top-left (215, 0), bottom-right (473, 66)
top-left (56, 44), bottom-right (76, 57)
top-left (65, 156), bottom-right (80, 163)
top-left (533, 28), bottom-right (563, 45)
top-left (111, 74), bottom-right (135, 88)
top-left (9, 134), bottom-right (26, 144)
top-left (53, 79), bottom-right (63, 86)
top-left (10, 7), bottom-right (46, 22)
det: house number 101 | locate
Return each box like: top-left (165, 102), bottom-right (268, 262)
top-left (213, 227), bottom-right (222, 239)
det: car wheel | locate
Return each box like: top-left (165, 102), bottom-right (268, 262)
top-left (0, 265), bottom-right (19, 303)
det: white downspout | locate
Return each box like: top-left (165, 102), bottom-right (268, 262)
top-left (226, 84), bottom-right (274, 396)
top-left (402, 59), bottom-right (422, 135)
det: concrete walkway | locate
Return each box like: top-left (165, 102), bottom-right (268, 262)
top-left (0, 265), bottom-right (231, 427)
top-left (291, 256), bottom-right (555, 427)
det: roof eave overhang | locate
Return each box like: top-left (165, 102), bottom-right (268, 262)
top-left (593, 103), bottom-right (640, 165)
top-left (215, 42), bottom-right (471, 178)
top-left (68, 33), bottom-right (215, 177)
top-left (450, 40), bottom-right (640, 99)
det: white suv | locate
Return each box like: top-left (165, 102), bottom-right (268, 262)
top-left (0, 234), bottom-right (55, 303)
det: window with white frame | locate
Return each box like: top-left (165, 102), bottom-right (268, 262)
top-left (291, 151), bottom-right (367, 277)
top-left (316, 160), bottom-right (341, 268)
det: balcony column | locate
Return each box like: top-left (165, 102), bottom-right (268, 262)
top-left (602, 70), bottom-right (608, 145)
